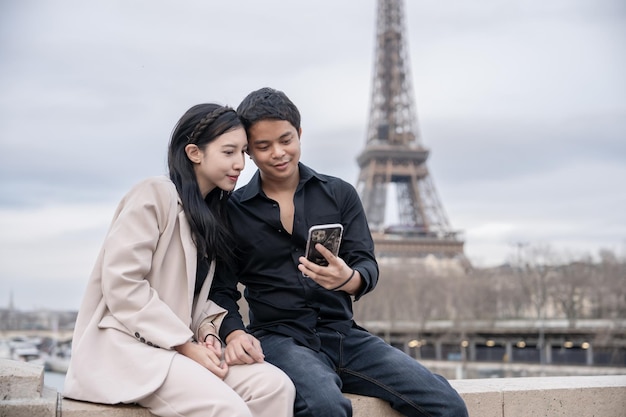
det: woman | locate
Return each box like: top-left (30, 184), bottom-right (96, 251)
top-left (63, 104), bottom-right (295, 417)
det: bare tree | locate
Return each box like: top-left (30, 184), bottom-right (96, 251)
top-left (591, 249), bottom-right (626, 319)
top-left (550, 254), bottom-right (595, 321)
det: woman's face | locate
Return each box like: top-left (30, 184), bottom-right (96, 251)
top-left (189, 127), bottom-right (247, 197)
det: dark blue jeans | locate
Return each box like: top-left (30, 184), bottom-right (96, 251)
top-left (257, 327), bottom-right (468, 417)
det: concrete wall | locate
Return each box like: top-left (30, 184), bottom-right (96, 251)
top-left (1, 359), bottom-right (625, 417)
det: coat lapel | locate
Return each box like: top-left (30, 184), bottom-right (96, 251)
top-left (178, 210), bottom-right (196, 314)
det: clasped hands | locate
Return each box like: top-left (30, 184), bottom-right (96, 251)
top-left (175, 335), bottom-right (227, 379)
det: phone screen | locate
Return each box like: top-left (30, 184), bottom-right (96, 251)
top-left (304, 224), bottom-right (343, 266)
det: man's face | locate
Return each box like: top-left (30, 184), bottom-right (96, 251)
top-left (247, 119), bottom-right (302, 183)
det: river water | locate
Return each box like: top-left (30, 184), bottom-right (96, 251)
top-left (44, 371), bottom-right (66, 392)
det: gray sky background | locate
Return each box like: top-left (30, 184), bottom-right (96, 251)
top-left (1, 0), bottom-right (625, 311)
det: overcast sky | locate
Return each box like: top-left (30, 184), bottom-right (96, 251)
top-left (1, 0), bottom-right (625, 311)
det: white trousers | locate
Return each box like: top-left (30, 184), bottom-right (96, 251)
top-left (138, 354), bottom-right (295, 417)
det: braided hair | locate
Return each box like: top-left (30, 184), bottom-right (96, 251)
top-left (167, 104), bottom-right (242, 265)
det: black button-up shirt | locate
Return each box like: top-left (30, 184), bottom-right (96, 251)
top-left (210, 163), bottom-right (378, 350)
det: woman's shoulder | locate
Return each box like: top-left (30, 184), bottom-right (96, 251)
top-left (122, 176), bottom-right (178, 205)
top-left (129, 175), bottom-right (175, 193)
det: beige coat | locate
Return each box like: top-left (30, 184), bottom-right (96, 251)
top-left (64, 176), bottom-right (227, 404)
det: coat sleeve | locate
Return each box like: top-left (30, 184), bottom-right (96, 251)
top-left (99, 179), bottom-right (193, 349)
top-left (194, 308), bottom-right (225, 343)
top-left (191, 260), bottom-right (228, 343)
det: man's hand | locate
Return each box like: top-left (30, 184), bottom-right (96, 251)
top-left (299, 243), bottom-right (361, 294)
top-left (174, 341), bottom-right (228, 379)
top-left (223, 330), bottom-right (265, 365)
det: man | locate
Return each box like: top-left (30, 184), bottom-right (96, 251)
top-left (210, 87), bottom-right (468, 417)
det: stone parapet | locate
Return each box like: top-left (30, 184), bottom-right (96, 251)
top-left (453, 375), bottom-right (626, 417)
top-left (1, 359), bottom-right (625, 417)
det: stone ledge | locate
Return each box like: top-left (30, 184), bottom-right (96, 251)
top-left (62, 399), bottom-right (152, 417)
top-left (60, 395), bottom-right (403, 417)
top-left (0, 386), bottom-right (57, 417)
top-left (452, 375), bottom-right (626, 417)
top-left (61, 395), bottom-right (402, 417)
top-left (0, 358), bottom-right (44, 400)
top-left (343, 394), bottom-right (403, 417)
top-left (55, 374), bottom-right (626, 417)
top-left (2, 359), bottom-right (626, 417)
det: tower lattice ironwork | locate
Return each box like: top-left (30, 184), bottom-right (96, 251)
top-left (356, 0), bottom-right (465, 259)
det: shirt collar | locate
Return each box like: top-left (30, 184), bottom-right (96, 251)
top-left (238, 162), bottom-right (326, 203)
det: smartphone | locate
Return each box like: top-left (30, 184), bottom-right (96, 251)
top-left (304, 223), bottom-right (344, 267)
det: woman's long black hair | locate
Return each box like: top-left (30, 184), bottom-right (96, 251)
top-left (167, 103), bottom-right (242, 265)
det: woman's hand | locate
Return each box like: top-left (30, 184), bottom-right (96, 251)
top-left (203, 334), bottom-right (223, 358)
top-left (175, 341), bottom-right (228, 379)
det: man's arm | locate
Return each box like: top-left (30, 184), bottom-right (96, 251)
top-left (209, 263), bottom-right (265, 365)
top-left (208, 262), bottom-right (246, 340)
top-left (298, 243), bottom-right (364, 295)
top-left (336, 180), bottom-right (379, 299)
top-left (298, 179), bottom-right (379, 297)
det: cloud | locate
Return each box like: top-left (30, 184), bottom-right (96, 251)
top-left (0, 0), bottom-right (624, 310)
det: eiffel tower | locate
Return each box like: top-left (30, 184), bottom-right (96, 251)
top-left (356, 0), bottom-right (466, 262)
